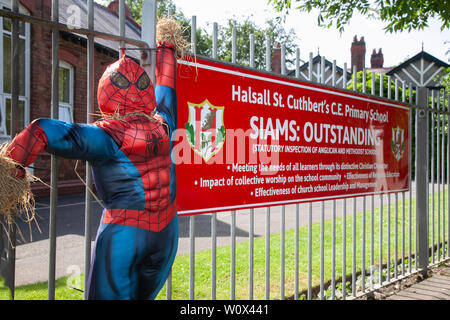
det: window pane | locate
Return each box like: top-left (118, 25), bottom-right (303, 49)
top-left (6, 99), bottom-right (25, 136)
top-left (3, 34), bottom-right (10, 93)
top-left (19, 38), bottom-right (25, 96)
top-left (0, 101), bottom-right (2, 133)
top-left (2, 16), bottom-right (11, 32)
top-left (2, 11), bottom-right (26, 35)
top-left (59, 105), bottom-right (72, 123)
top-left (3, 35), bottom-right (26, 96)
top-left (59, 67), bottom-right (70, 103)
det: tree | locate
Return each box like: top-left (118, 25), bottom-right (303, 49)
top-left (156, 0), bottom-right (213, 57)
top-left (212, 16), bottom-right (299, 69)
top-left (98, 0), bottom-right (299, 68)
top-left (156, 1), bottom-right (299, 67)
top-left (94, 0), bottom-right (144, 24)
top-left (124, 0), bottom-right (144, 24)
top-left (154, 0), bottom-right (300, 68)
top-left (435, 67), bottom-right (450, 91)
top-left (268, 0), bottom-right (450, 33)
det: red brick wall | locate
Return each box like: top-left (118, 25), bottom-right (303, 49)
top-left (25, 2), bottom-right (118, 197)
top-left (351, 36), bottom-right (366, 72)
top-left (271, 43), bottom-right (281, 74)
top-left (370, 48), bottom-right (384, 69)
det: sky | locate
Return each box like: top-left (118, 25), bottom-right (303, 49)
top-left (169, 0), bottom-right (449, 69)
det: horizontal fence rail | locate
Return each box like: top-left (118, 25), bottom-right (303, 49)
top-left (0, 0), bottom-right (449, 301)
top-left (0, 7), bottom-right (149, 49)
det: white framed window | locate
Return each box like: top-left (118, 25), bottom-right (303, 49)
top-left (0, 0), bottom-right (30, 140)
top-left (58, 60), bottom-right (74, 123)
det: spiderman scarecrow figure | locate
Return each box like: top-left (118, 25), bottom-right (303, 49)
top-left (5, 33), bottom-right (180, 299)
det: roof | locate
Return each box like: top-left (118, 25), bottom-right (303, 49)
top-left (365, 67), bottom-right (393, 74)
top-left (287, 55), bottom-right (351, 77)
top-left (58, 0), bottom-right (142, 60)
top-left (287, 55), bottom-right (352, 85)
top-left (386, 50), bottom-right (449, 76)
top-left (302, 55), bottom-right (350, 76)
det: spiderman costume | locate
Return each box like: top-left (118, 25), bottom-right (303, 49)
top-left (7, 42), bottom-right (179, 299)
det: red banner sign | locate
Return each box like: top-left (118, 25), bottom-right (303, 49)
top-left (174, 57), bottom-right (410, 215)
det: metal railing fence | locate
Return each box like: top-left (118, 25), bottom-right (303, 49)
top-left (0, 0), bottom-right (449, 300)
top-left (0, 0), bottom-right (151, 300)
top-left (178, 14), bottom-right (449, 300)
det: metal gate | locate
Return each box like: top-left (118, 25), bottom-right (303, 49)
top-left (0, 0), bottom-right (449, 300)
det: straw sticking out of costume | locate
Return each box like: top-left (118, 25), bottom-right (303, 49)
top-left (156, 16), bottom-right (191, 58)
top-left (0, 143), bottom-right (42, 242)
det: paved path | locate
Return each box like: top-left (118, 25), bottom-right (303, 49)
top-left (387, 263), bottom-right (450, 300)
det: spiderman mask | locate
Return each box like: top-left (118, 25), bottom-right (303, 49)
top-left (97, 56), bottom-right (157, 117)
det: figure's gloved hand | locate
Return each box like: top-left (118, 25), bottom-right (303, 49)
top-left (155, 42), bottom-right (177, 89)
top-left (11, 165), bottom-right (26, 179)
top-left (157, 42), bottom-right (176, 51)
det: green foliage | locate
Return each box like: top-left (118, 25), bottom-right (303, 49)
top-left (347, 71), bottom-right (416, 102)
top-left (95, 0), bottom-right (145, 24)
top-left (435, 67), bottom-right (450, 92)
top-left (157, 0), bottom-right (217, 57)
top-left (0, 276), bottom-right (84, 300)
top-left (268, 0), bottom-right (450, 33)
top-left (158, 0), bottom-right (299, 69)
top-left (213, 16), bottom-right (299, 69)
top-left (124, 0), bottom-right (144, 24)
top-left (217, 125), bottom-right (225, 145)
top-left (184, 122), bottom-right (194, 145)
top-left (0, 276), bottom-right (12, 300)
top-left (101, 0), bottom-right (299, 68)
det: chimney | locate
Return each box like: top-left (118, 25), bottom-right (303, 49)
top-left (370, 48), bottom-right (384, 69)
top-left (271, 43), bottom-right (281, 73)
top-left (351, 35), bottom-right (366, 72)
top-left (107, 0), bottom-right (132, 20)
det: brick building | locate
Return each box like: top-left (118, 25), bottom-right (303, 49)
top-left (0, 0), bottom-right (141, 197)
top-left (351, 35), bottom-right (366, 72)
top-left (4, 1), bottom-right (448, 199)
top-left (350, 34), bottom-right (390, 73)
top-left (349, 34), bottom-right (449, 84)
top-left (271, 34), bottom-right (448, 89)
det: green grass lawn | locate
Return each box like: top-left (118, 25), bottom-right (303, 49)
top-left (1, 191), bottom-right (448, 300)
top-left (0, 276), bottom-right (84, 300)
top-left (158, 194), bottom-right (418, 300)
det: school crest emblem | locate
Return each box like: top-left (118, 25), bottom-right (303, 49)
top-left (185, 99), bottom-right (225, 161)
top-left (391, 127), bottom-right (405, 161)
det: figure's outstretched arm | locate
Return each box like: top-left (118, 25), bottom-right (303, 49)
top-left (7, 118), bottom-right (119, 169)
top-left (154, 42), bottom-right (178, 203)
top-left (154, 42), bottom-right (177, 134)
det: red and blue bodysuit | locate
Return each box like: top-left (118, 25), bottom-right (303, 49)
top-left (7, 43), bottom-right (179, 300)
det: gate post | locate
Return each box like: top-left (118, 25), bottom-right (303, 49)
top-left (415, 86), bottom-right (429, 275)
top-left (141, 0), bottom-right (157, 85)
